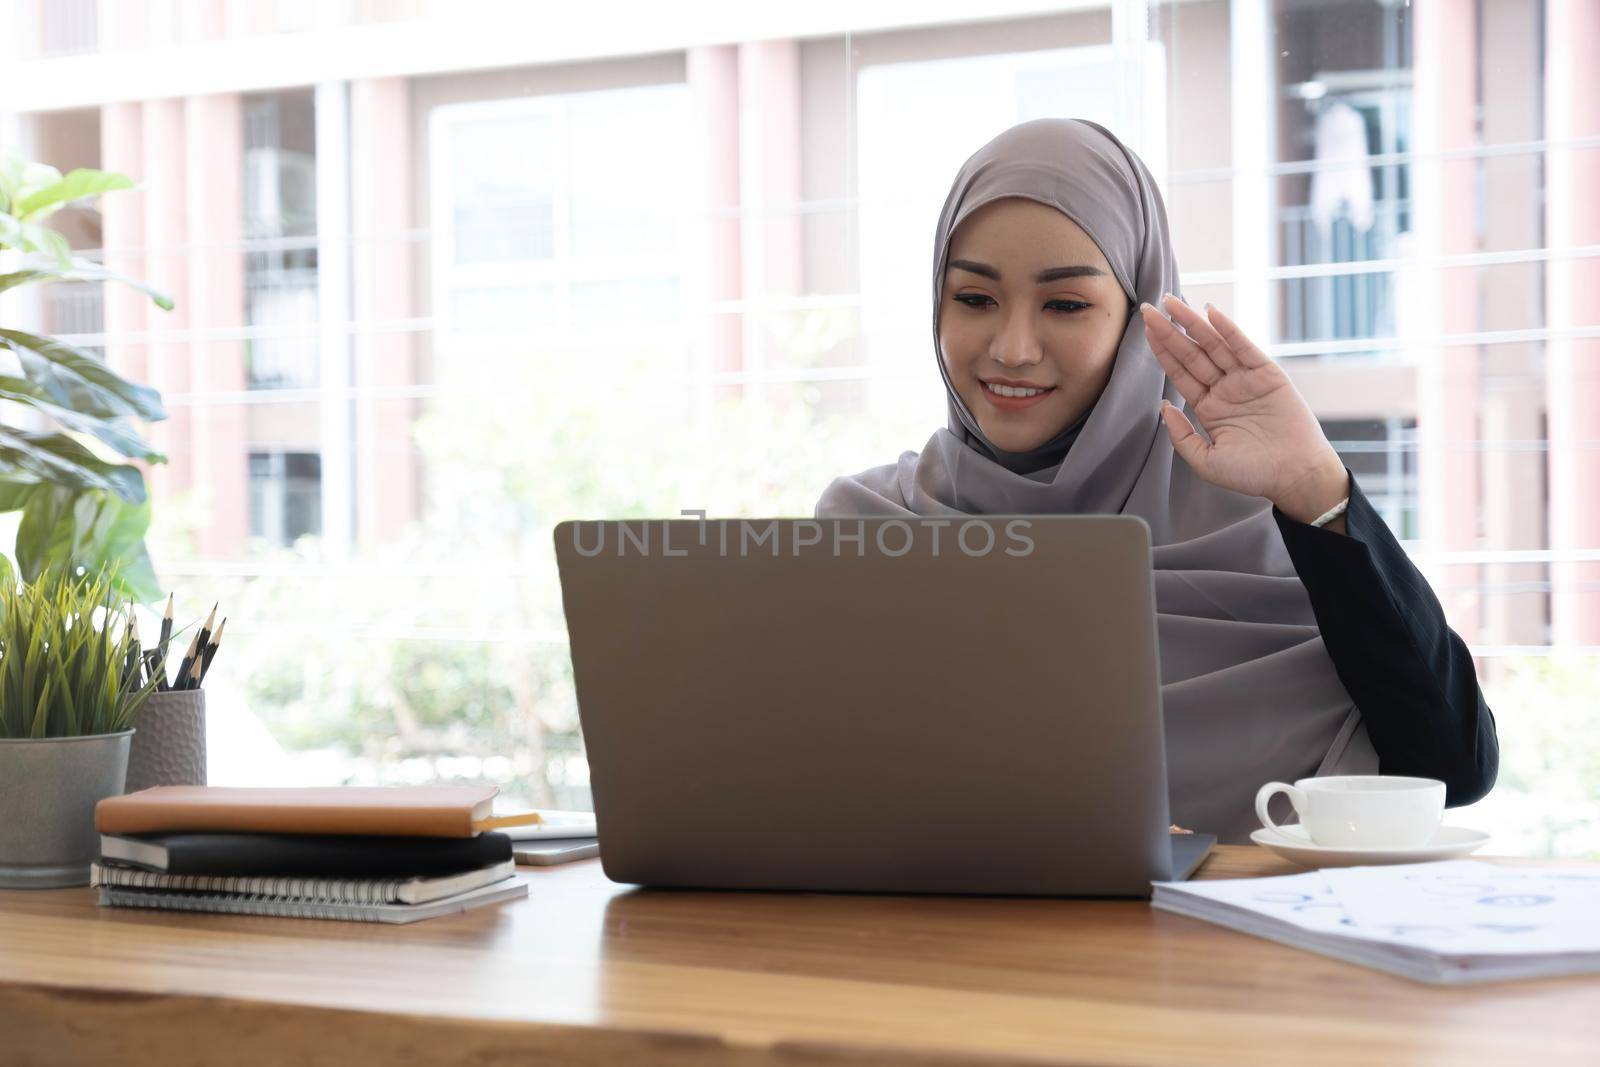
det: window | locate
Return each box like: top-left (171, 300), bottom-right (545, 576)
top-left (244, 92), bottom-right (320, 391)
top-left (13, 0), bottom-right (1595, 856)
top-left (446, 111), bottom-right (557, 267)
top-left (39, 0), bottom-right (95, 57)
top-left (430, 86), bottom-right (692, 355)
top-left (42, 280), bottom-right (104, 359)
top-left (1321, 417), bottom-right (1419, 541)
top-left (249, 452), bottom-right (323, 546)
top-left (1279, 89), bottom-right (1412, 345)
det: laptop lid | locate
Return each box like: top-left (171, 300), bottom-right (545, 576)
top-left (555, 515), bottom-right (1172, 896)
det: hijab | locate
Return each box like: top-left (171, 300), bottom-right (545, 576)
top-left (815, 118), bottom-right (1377, 843)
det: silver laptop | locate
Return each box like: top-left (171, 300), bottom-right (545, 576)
top-left (554, 515), bottom-right (1214, 897)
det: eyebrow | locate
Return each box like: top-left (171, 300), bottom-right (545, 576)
top-left (947, 258), bottom-right (1108, 283)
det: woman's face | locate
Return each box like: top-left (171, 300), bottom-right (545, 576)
top-left (939, 197), bottom-right (1132, 452)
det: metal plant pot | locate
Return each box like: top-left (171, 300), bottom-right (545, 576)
top-left (0, 730), bottom-right (133, 888)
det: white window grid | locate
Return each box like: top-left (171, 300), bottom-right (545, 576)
top-left (426, 88), bottom-right (694, 359)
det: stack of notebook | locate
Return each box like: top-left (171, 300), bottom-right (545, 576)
top-left (93, 785), bottom-right (530, 924)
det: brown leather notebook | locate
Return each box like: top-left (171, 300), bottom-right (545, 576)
top-left (96, 786), bottom-right (502, 838)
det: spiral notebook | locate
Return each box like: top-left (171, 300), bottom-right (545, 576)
top-left (92, 859), bottom-right (516, 905)
top-left (97, 876), bottom-right (529, 924)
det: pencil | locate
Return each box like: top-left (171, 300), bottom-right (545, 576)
top-left (195, 617), bottom-right (226, 688)
top-left (179, 605), bottom-right (216, 690)
top-left (195, 604), bottom-right (216, 652)
top-left (172, 625), bottom-right (203, 691)
top-left (155, 593), bottom-right (174, 687)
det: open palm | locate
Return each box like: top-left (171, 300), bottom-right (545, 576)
top-left (1140, 295), bottom-right (1342, 504)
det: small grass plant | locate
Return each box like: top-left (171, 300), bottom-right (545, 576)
top-left (0, 572), bottom-right (159, 738)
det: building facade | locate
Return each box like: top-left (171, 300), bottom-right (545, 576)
top-left (2, 0), bottom-right (1596, 670)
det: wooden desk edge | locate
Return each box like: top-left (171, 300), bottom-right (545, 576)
top-left (2, 979), bottom-right (1081, 1067)
top-left (3, 845), bottom-right (1593, 1067)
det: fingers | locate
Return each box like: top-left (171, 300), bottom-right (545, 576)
top-left (1141, 300), bottom-right (1223, 390)
top-left (1140, 302), bottom-right (1216, 406)
top-left (1160, 399), bottom-right (1213, 476)
top-left (1199, 302), bottom-right (1271, 368)
top-left (1146, 330), bottom-right (1209, 408)
top-left (1159, 293), bottom-right (1241, 373)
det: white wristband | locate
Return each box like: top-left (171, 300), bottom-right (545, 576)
top-left (1310, 496), bottom-right (1350, 528)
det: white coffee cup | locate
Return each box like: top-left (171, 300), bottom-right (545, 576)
top-left (1254, 775), bottom-right (1446, 848)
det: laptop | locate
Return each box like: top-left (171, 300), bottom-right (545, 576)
top-left (554, 515), bottom-right (1215, 897)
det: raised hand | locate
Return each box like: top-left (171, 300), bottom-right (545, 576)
top-left (1140, 294), bottom-right (1350, 527)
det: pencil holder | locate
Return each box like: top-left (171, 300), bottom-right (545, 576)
top-left (124, 689), bottom-right (207, 793)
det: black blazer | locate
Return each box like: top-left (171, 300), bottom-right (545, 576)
top-left (1271, 468), bottom-right (1499, 806)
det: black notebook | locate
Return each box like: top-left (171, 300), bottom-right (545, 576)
top-left (100, 830), bottom-right (514, 877)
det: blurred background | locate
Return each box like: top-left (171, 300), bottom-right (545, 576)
top-left (0, 0), bottom-right (1595, 854)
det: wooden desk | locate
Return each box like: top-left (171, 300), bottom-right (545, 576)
top-left (2, 845), bottom-right (1595, 1066)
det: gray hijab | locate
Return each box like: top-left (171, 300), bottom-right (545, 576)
top-left (815, 118), bottom-right (1376, 843)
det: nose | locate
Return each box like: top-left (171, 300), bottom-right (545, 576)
top-left (988, 309), bottom-right (1044, 368)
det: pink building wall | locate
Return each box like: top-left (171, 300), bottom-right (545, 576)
top-left (736, 39), bottom-right (804, 389)
top-left (688, 45), bottom-right (744, 388)
top-left (100, 92), bottom-right (249, 558)
top-left (351, 76), bottom-right (420, 545)
top-left (135, 97), bottom-right (195, 516)
top-left (95, 0), bottom-right (249, 558)
top-left (99, 101), bottom-right (147, 389)
top-left (182, 91), bottom-right (249, 556)
top-left (1545, 0), bottom-right (1600, 646)
top-left (1414, 0), bottom-right (1483, 643)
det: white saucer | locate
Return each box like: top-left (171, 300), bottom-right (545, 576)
top-left (1250, 824), bottom-right (1491, 868)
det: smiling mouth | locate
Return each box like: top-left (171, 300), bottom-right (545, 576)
top-left (980, 380), bottom-right (1057, 406)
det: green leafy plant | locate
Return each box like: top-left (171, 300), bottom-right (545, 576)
top-left (0, 570), bottom-right (159, 738)
top-left (0, 153), bottom-right (171, 602)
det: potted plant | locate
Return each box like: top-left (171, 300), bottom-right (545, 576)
top-left (0, 152), bottom-right (170, 596)
top-left (0, 572), bottom-right (159, 887)
top-left (0, 154), bottom-right (173, 887)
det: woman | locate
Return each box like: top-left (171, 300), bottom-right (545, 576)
top-left (816, 118), bottom-right (1498, 843)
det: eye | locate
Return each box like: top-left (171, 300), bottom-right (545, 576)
top-left (952, 294), bottom-right (1091, 314)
